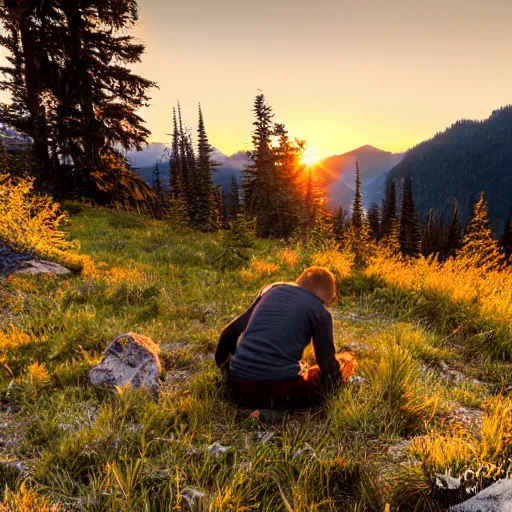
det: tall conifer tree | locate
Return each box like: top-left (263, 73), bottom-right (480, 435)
top-left (0, 0), bottom-right (156, 202)
top-left (351, 161), bottom-right (364, 229)
top-left (399, 176), bottom-right (421, 257)
top-left (195, 103), bottom-right (214, 229)
top-left (243, 93), bottom-right (275, 237)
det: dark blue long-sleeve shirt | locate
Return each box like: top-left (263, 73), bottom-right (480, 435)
top-left (215, 283), bottom-right (340, 383)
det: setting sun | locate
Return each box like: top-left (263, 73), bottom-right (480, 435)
top-left (301, 147), bottom-right (323, 167)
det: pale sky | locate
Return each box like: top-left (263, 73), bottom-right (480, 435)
top-left (1, 0), bottom-right (512, 158)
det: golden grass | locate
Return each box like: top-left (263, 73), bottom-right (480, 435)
top-left (277, 247), bottom-right (299, 267)
top-left (250, 260), bottom-right (280, 275)
top-left (311, 248), bottom-right (353, 279)
top-left (409, 395), bottom-right (512, 476)
top-left (0, 484), bottom-right (62, 512)
top-left (366, 254), bottom-right (512, 329)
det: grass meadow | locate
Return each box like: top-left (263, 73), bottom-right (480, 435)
top-left (1, 203), bottom-right (512, 511)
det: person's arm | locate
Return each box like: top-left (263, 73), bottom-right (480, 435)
top-left (311, 310), bottom-right (341, 387)
top-left (214, 285), bottom-right (276, 367)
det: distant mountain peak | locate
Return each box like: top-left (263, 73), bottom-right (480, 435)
top-left (345, 144), bottom-right (391, 156)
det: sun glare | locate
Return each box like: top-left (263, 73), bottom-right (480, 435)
top-left (301, 147), bottom-right (321, 167)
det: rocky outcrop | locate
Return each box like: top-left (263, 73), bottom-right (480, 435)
top-left (89, 333), bottom-right (161, 400)
top-left (451, 479), bottom-right (512, 512)
top-left (0, 240), bottom-right (70, 277)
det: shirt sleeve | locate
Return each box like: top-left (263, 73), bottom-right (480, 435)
top-left (214, 285), bottom-right (274, 367)
top-left (311, 310), bottom-right (341, 386)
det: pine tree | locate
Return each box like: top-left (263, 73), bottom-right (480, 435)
top-left (351, 161), bottom-right (364, 230)
top-left (499, 210), bottom-right (512, 263)
top-left (381, 179), bottom-right (397, 237)
top-left (0, 0), bottom-right (157, 201)
top-left (243, 93), bottom-right (276, 237)
top-left (399, 176), bottom-right (421, 257)
top-left (444, 203), bottom-right (463, 259)
top-left (195, 103), bottom-right (214, 229)
top-left (169, 108), bottom-right (181, 198)
top-left (273, 123), bottom-right (304, 238)
top-left (367, 202), bottom-right (381, 242)
top-left (421, 209), bottom-right (440, 257)
top-left (167, 107), bottom-right (188, 222)
top-left (228, 174), bottom-right (241, 220)
top-left (176, 102), bottom-right (195, 218)
top-left (460, 191), bottom-right (504, 268)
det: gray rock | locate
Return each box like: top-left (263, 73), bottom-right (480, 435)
top-left (181, 487), bottom-right (206, 511)
top-left (89, 333), bottom-right (161, 399)
top-left (349, 375), bottom-right (369, 387)
top-left (0, 239), bottom-right (70, 276)
top-left (16, 259), bottom-right (71, 276)
top-left (451, 479), bottom-right (512, 512)
top-left (207, 442), bottom-right (231, 457)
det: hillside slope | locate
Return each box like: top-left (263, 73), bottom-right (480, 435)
top-left (386, 106), bottom-right (512, 232)
top-left (1, 207), bottom-right (511, 510)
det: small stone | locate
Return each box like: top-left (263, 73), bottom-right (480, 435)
top-left (257, 431), bottom-right (275, 444)
top-left (89, 333), bottom-right (161, 400)
top-left (181, 487), bottom-right (206, 511)
top-left (207, 442), bottom-right (231, 457)
top-left (292, 446), bottom-right (314, 462)
top-left (340, 341), bottom-right (373, 353)
top-left (349, 375), bottom-right (369, 387)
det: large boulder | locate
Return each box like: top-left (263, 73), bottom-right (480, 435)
top-left (89, 333), bottom-right (161, 399)
top-left (451, 479), bottom-right (512, 512)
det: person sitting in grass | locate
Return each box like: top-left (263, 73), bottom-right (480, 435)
top-left (215, 266), bottom-right (356, 410)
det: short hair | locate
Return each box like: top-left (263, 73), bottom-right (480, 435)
top-left (296, 266), bottom-right (336, 295)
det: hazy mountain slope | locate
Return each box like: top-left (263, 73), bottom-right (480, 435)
top-left (313, 145), bottom-right (403, 190)
top-left (386, 106), bottom-right (512, 233)
top-left (312, 145), bottom-right (403, 211)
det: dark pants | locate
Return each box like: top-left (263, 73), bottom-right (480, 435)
top-left (227, 352), bottom-right (356, 410)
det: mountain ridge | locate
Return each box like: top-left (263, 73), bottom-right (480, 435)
top-left (383, 105), bottom-right (512, 234)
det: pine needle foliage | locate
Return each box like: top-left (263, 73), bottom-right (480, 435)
top-left (460, 191), bottom-right (505, 269)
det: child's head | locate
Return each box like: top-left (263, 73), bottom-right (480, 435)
top-left (296, 266), bottom-right (337, 306)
